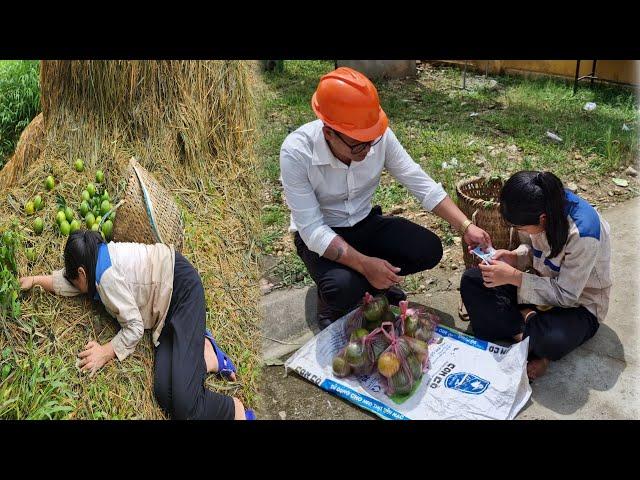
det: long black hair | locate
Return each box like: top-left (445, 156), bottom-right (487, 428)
top-left (499, 171), bottom-right (569, 259)
top-left (63, 230), bottom-right (105, 299)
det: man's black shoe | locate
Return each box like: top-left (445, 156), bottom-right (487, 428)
top-left (317, 293), bottom-right (335, 330)
top-left (384, 285), bottom-right (407, 306)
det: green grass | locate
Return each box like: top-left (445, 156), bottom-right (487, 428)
top-left (258, 61), bottom-right (639, 288)
top-left (0, 60), bottom-right (41, 168)
top-left (0, 336), bottom-right (76, 420)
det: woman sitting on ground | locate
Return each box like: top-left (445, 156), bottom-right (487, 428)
top-left (20, 230), bottom-right (254, 420)
top-left (460, 171), bottom-right (612, 380)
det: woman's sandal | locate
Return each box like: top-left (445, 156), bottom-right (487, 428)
top-left (205, 329), bottom-right (237, 380)
top-left (458, 299), bottom-right (470, 322)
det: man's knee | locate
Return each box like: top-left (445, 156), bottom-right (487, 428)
top-left (411, 232), bottom-right (443, 271)
top-left (172, 387), bottom-right (201, 420)
top-left (317, 269), bottom-right (366, 311)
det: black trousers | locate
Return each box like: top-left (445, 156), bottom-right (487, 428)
top-left (460, 267), bottom-right (599, 361)
top-left (295, 206), bottom-right (443, 322)
top-left (153, 252), bottom-right (235, 420)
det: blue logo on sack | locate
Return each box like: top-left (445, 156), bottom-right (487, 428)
top-left (445, 372), bottom-right (490, 395)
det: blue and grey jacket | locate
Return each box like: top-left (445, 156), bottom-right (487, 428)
top-left (53, 242), bottom-right (176, 360)
top-left (515, 190), bottom-right (612, 321)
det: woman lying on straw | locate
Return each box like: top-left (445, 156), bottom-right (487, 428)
top-left (460, 171), bottom-right (611, 381)
top-left (19, 230), bottom-right (254, 420)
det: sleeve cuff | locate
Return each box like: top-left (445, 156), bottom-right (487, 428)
top-left (421, 186), bottom-right (448, 212)
top-left (307, 225), bottom-right (338, 256)
top-left (517, 272), bottom-right (535, 303)
top-left (52, 269), bottom-right (81, 297)
top-left (515, 244), bottom-right (533, 271)
top-left (110, 336), bottom-right (133, 362)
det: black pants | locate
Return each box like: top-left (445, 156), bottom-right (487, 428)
top-left (153, 252), bottom-right (235, 420)
top-left (460, 267), bottom-right (599, 361)
top-left (295, 206), bottom-right (443, 321)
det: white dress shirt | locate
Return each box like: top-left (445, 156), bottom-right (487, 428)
top-left (280, 119), bottom-right (448, 256)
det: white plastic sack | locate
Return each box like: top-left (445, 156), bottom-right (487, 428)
top-left (285, 308), bottom-right (532, 420)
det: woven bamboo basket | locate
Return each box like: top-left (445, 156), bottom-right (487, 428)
top-left (456, 176), bottom-right (516, 268)
top-left (112, 157), bottom-right (184, 251)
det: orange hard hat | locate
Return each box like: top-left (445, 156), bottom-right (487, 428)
top-left (311, 67), bottom-right (388, 142)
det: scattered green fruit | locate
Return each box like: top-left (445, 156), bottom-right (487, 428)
top-left (64, 206), bottom-right (74, 223)
top-left (60, 220), bottom-right (71, 236)
top-left (33, 217), bottom-right (44, 235)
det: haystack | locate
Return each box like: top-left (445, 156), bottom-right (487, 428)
top-left (0, 61), bottom-right (262, 419)
top-left (0, 112), bottom-right (44, 190)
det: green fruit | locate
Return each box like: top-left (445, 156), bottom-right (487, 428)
top-left (332, 355), bottom-right (351, 378)
top-left (33, 217), bottom-right (44, 235)
top-left (33, 195), bottom-right (43, 210)
top-left (344, 341), bottom-right (365, 368)
top-left (100, 200), bottom-right (111, 216)
top-left (363, 295), bottom-right (390, 324)
top-left (45, 175), bottom-right (55, 191)
top-left (86, 183), bottom-right (96, 197)
top-left (404, 315), bottom-right (420, 337)
top-left (109, 211), bottom-right (116, 221)
top-left (96, 170), bottom-right (104, 183)
top-left (407, 354), bottom-right (423, 382)
top-left (25, 247), bottom-right (36, 262)
top-left (1, 364), bottom-right (10, 380)
top-left (102, 190), bottom-right (110, 202)
top-left (95, 216), bottom-right (102, 226)
top-left (74, 159), bottom-right (84, 172)
top-left (59, 220), bottom-right (71, 236)
top-left (101, 220), bottom-right (113, 240)
top-left (80, 201), bottom-right (89, 217)
top-left (85, 212), bottom-right (95, 228)
top-left (56, 211), bottom-right (66, 225)
top-left (389, 368), bottom-right (413, 395)
top-left (91, 223), bottom-right (99, 232)
top-left (404, 336), bottom-right (429, 356)
top-left (70, 219), bottom-right (81, 234)
top-left (350, 328), bottom-right (369, 343)
top-left (81, 190), bottom-right (90, 202)
top-left (25, 201), bottom-right (35, 215)
top-left (371, 334), bottom-right (390, 360)
top-left (64, 206), bottom-right (74, 223)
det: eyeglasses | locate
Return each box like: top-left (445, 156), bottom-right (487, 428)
top-left (331, 128), bottom-right (382, 154)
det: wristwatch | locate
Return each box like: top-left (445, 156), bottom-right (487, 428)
top-left (460, 219), bottom-right (473, 234)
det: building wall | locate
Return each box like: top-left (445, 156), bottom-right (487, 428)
top-left (336, 60), bottom-right (417, 79)
top-left (434, 60), bottom-right (639, 86)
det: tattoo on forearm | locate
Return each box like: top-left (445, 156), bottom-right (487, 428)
top-left (326, 245), bottom-right (345, 262)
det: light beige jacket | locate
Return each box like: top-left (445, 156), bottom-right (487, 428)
top-left (53, 242), bottom-right (175, 360)
top-left (515, 190), bottom-right (612, 321)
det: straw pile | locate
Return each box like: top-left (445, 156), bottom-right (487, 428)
top-left (0, 61), bottom-right (262, 419)
top-left (0, 113), bottom-right (44, 191)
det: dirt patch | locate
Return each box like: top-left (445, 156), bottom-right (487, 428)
top-left (257, 354), bottom-right (374, 420)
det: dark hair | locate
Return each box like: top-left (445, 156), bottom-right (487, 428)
top-left (63, 230), bottom-right (105, 299)
top-left (499, 171), bottom-right (569, 258)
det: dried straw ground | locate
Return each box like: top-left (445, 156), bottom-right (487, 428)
top-left (0, 61), bottom-right (262, 419)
